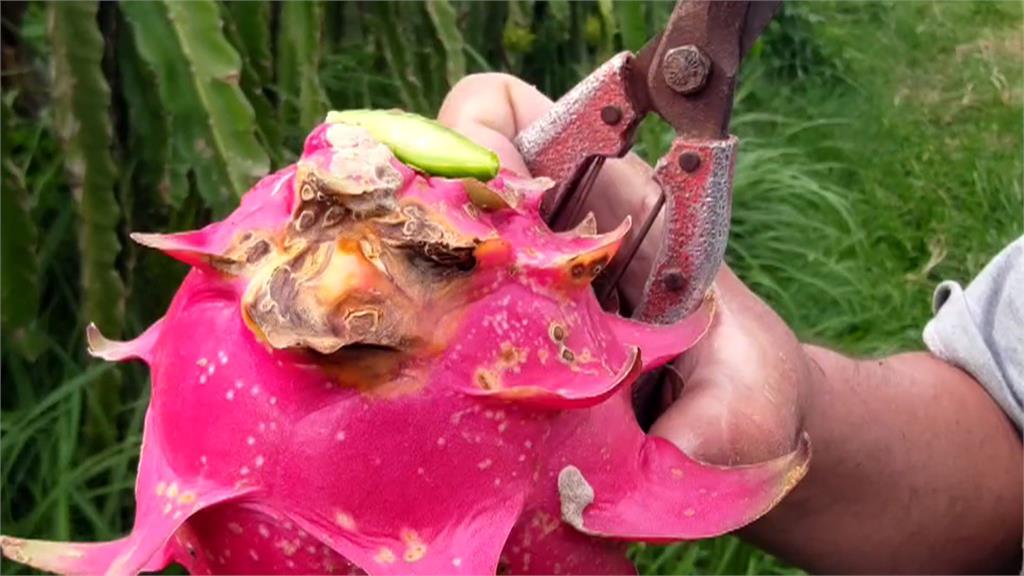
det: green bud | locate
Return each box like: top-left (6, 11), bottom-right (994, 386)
top-left (327, 109), bottom-right (500, 181)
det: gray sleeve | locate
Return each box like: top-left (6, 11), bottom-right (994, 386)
top-left (923, 235), bottom-right (1024, 430)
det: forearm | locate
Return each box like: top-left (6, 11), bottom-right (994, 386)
top-left (745, 346), bottom-right (1023, 573)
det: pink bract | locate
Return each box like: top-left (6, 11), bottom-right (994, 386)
top-left (1, 119), bottom-right (809, 575)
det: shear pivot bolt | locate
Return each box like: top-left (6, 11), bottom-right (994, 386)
top-left (663, 45), bottom-right (711, 95)
top-left (600, 106), bottom-right (623, 125)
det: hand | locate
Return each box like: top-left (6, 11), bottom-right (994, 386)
top-left (441, 74), bottom-right (1024, 574)
top-left (438, 73), bottom-right (814, 466)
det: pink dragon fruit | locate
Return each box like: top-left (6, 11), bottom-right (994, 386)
top-left (1, 112), bottom-right (809, 575)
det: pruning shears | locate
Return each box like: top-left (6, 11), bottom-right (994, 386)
top-left (515, 0), bottom-right (781, 325)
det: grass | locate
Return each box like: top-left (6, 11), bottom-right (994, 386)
top-left (1, 1), bottom-right (1021, 574)
top-left (740, 0), bottom-right (1022, 355)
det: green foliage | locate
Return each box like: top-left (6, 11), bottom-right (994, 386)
top-left (425, 0), bottom-right (467, 87)
top-left (0, 95), bottom-right (42, 360)
top-left (48, 1), bottom-right (125, 451)
top-left (276, 2), bottom-right (329, 141)
top-left (121, 0), bottom-right (268, 213)
top-left (2, 1), bottom-right (1021, 574)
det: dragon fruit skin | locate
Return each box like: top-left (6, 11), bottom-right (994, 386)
top-left (1, 119), bottom-right (809, 575)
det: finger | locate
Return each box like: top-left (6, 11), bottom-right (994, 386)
top-left (650, 368), bottom-right (801, 467)
top-left (650, 266), bottom-right (806, 466)
top-left (438, 73), bottom-right (663, 308)
top-left (437, 73), bottom-right (553, 176)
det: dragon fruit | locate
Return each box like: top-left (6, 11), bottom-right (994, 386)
top-left (1, 112), bottom-right (809, 575)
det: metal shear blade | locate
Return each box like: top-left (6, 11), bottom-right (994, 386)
top-left (514, 0), bottom-right (780, 325)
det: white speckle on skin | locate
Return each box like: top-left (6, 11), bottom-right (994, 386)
top-left (197, 358), bottom-right (208, 367)
top-left (208, 365), bottom-right (216, 376)
top-left (494, 478), bottom-right (502, 486)
top-left (452, 558), bottom-right (462, 567)
top-left (226, 390), bottom-right (235, 401)
top-left (436, 437), bottom-right (446, 447)
top-left (269, 396), bottom-right (278, 406)
top-left (250, 385), bottom-right (260, 396)
top-left (524, 440), bottom-right (533, 449)
top-left (200, 455), bottom-right (208, 466)
top-left (199, 374), bottom-right (207, 385)
top-left (258, 524), bottom-right (271, 539)
top-left (228, 522), bottom-right (244, 535)
top-left (249, 549), bottom-right (260, 561)
top-left (173, 510), bottom-right (182, 520)
top-left (417, 467), bottom-right (425, 475)
top-left (240, 466), bottom-right (250, 476)
top-left (255, 455), bottom-right (265, 467)
top-left (246, 436), bottom-right (256, 446)
top-left (276, 539), bottom-right (300, 558)
top-left (235, 380), bottom-right (245, 390)
top-left (478, 459), bottom-right (493, 470)
top-left (335, 431), bottom-right (346, 442)
top-left (333, 511), bottom-right (356, 530)
top-left (258, 422), bottom-right (267, 433)
top-left (518, 454), bottom-right (526, 462)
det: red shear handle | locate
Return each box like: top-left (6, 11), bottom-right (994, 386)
top-left (634, 136), bottom-right (737, 324)
top-left (513, 53), bottom-right (642, 221)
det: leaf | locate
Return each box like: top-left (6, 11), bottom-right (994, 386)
top-left (374, 3), bottom-right (430, 113)
top-left (597, 0), bottom-right (618, 58)
top-left (548, 0), bottom-right (571, 26)
top-left (224, 1), bottom-right (273, 86)
top-left (47, 1), bottom-right (125, 447)
top-left (276, 2), bottom-right (329, 134)
top-left (117, 12), bottom-right (172, 206)
top-left (425, 0), bottom-right (467, 87)
top-left (221, 1), bottom-right (283, 166)
top-left (0, 112), bottom-right (42, 358)
top-left (503, 0), bottom-right (537, 72)
top-left (614, 0), bottom-right (648, 51)
top-left (121, 0), bottom-right (268, 214)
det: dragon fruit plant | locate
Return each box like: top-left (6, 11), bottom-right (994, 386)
top-left (1, 111), bottom-right (809, 575)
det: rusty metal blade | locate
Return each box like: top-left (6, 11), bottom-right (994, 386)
top-left (741, 1), bottom-right (782, 57)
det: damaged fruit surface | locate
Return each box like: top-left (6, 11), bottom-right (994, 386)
top-left (1, 112), bottom-right (809, 575)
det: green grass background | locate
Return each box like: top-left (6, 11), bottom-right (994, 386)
top-left (2, 1), bottom-right (1021, 574)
